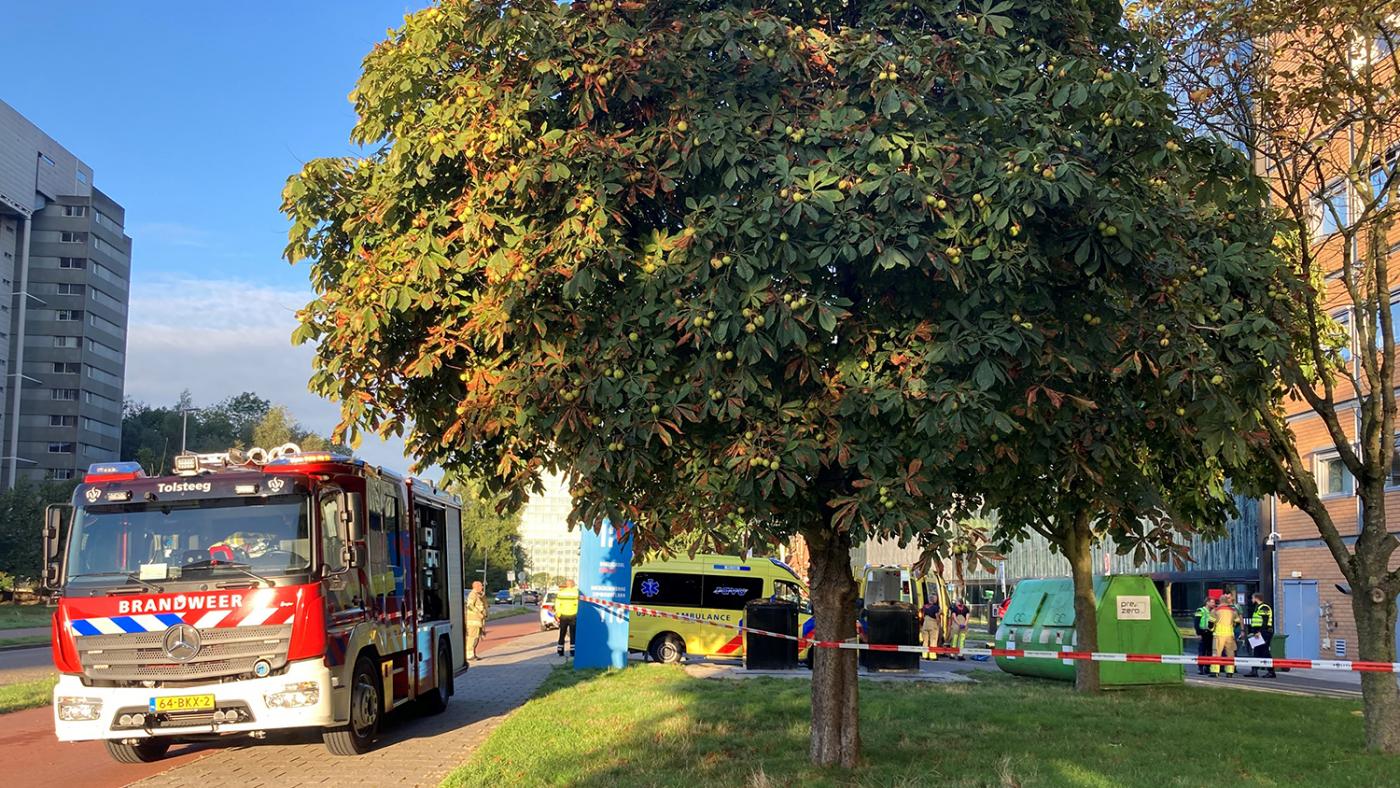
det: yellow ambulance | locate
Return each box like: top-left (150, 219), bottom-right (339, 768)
top-left (627, 554), bottom-right (813, 663)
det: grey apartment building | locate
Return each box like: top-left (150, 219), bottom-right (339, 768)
top-left (0, 99), bottom-right (128, 485)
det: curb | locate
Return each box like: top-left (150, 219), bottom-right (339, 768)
top-left (0, 642), bottom-right (48, 654)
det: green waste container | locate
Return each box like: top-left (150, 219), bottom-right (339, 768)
top-left (994, 575), bottom-right (1182, 686)
top-left (1272, 633), bottom-right (1289, 672)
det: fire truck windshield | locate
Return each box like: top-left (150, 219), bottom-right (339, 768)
top-left (65, 494), bottom-right (312, 585)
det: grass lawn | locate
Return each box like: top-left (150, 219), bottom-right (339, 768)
top-left (444, 665), bottom-right (1392, 788)
top-left (0, 675), bottom-right (55, 715)
top-left (488, 606), bottom-right (531, 621)
top-left (0, 635), bottom-right (48, 649)
top-left (0, 603), bottom-right (52, 631)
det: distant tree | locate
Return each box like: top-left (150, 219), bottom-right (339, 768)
top-left (252, 406), bottom-right (298, 449)
top-left (454, 479), bottom-right (523, 591)
top-left (0, 480), bottom-right (77, 584)
top-left (122, 393), bottom-right (343, 473)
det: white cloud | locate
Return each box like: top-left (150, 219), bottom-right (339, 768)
top-left (124, 275), bottom-right (424, 473)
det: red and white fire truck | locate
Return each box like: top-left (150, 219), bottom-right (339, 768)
top-left (42, 446), bottom-right (466, 763)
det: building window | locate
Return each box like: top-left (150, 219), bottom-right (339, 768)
top-left (91, 261), bottom-right (123, 285)
top-left (1317, 453), bottom-right (1354, 497)
top-left (49, 469), bottom-right (75, 480)
top-left (85, 365), bottom-right (120, 386)
top-left (58, 257), bottom-right (86, 269)
top-left (51, 362), bottom-right (80, 375)
top-left (83, 390), bottom-right (120, 409)
top-left (61, 205), bottom-right (87, 218)
top-left (90, 287), bottom-right (124, 314)
top-left (53, 336), bottom-right (80, 348)
top-left (94, 210), bottom-right (122, 231)
top-left (49, 415), bottom-right (76, 427)
top-left (56, 283), bottom-right (84, 296)
top-left (82, 417), bottom-right (121, 439)
top-left (59, 231), bottom-right (85, 244)
top-left (47, 443), bottom-right (75, 454)
top-left (51, 388), bottom-right (78, 401)
top-left (1334, 310), bottom-right (1354, 361)
top-left (1311, 182), bottom-right (1348, 237)
top-left (86, 338), bottom-right (123, 362)
top-left (55, 309), bottom-right (83, 322)
top-left (75, 171), bottom-right (87, 185)
top-left (92, 237), bottom-right (126, 263)
top-left (87, 312), bottom-right (122, 336)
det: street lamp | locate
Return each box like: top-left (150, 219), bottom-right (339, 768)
top-left (179, 407), bottom-right (201, 453)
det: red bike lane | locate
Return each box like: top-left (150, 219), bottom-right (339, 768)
top-left (0, 612), bottom-right (541, 788)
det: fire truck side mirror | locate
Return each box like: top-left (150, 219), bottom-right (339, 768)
top-left (42, 504), bottom-right (70, 590)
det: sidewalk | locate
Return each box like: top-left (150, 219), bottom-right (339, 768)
top-left (135, 627), bottom-right (560, 788)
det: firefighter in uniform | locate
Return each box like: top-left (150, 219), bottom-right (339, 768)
top-left (1193, 597), bottom-right (1216, 675)
top-left (1248, 592), bottom-right (1277, 678)
top-left (465, 580), bottom-right (488, 661)
top-left (556, 579), bottom-right (579, 657)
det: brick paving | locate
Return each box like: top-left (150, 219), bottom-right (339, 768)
top-left (134, 628), bottom-right (560, 788)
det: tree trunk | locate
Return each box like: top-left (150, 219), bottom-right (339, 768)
top-left (1065, 510), bottom-right (1101, 693)
top-left (803, 524), bottom-right (861, 768)
top-left (1351, 542), bottom-right (1400, 752)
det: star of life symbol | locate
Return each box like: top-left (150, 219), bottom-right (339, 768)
top-left (266, 478), bottom-right (285, 493)
top-left (640, 578), bottom-right (661, 598)
top-left (84, 487), bottom-right (102, 503)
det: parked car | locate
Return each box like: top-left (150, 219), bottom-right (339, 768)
top-left (540, 591), bottom-right (558, 630)
top-left (494, 589), bottom-right (512, 604)
top-left (522, 590), bottom-right (540, 605)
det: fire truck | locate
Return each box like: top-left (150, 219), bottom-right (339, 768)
top-left (42, 446), bottom-right (466, 762)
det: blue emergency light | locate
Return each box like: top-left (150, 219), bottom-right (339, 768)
top-left (84, 461), bottom-right (146, 482)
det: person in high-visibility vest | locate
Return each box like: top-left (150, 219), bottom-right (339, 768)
top-left (1248, 593), bottom-right (1277, 678)
top-left (1209, 597), bottom-right (1241, 676)
top-left (1193, 597), bottom-right (1217, 676)
top-left (949, 598), bottom-right (970, 660)
top-left (556, 579), bottom-right (579, 657)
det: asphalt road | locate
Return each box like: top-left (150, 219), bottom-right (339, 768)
top-left (0, 611), bottom-right (543, 788)
top-left (0, 642), bottom-right (57, 684)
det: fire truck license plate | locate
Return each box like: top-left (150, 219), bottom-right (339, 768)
top-left (149, 694), bottom-right (215, 713)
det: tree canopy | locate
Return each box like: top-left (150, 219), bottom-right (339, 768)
top-left (285, 0), bottom-right (1287, 765)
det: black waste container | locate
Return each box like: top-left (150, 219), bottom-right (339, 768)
top-left (744, 600), bottom-right (799, 670)
top-left (861, 603), bottom-right (919, 671)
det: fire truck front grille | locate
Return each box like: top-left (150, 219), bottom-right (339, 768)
top-left (76, 625), bottom-right (292, 683)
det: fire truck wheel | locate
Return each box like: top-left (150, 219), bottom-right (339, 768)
top-left (105, 738), bottom-right (171, 763)
top-left (418, 640), bottom-right (452, 715)
top-left (324, 656), bottom-right (381, 756)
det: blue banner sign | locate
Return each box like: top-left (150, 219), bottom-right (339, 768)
top-left (575, 518), bottom-right (633, 669)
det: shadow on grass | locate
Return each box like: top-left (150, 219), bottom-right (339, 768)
top-left (446, 661), bottom-right (1393, 788)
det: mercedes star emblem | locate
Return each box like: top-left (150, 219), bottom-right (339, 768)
top-left (162, 624), bottom-right (202, 662)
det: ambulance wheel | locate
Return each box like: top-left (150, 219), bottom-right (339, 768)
top-left (105, 738), bottom-right (170, 763)
top-left (648, 633), bottom-right (685, 664)
top-left (418, 640), bottom-right (452, 715)
top-left (324, 656), bottom-right (381, 755)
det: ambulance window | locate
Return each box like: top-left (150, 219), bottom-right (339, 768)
top-left (631, 571), bottom-right (701, 607)
top-left (773, 580), bottom-right (804, 605)
top-left (703, 575), bottom-right (764, 610)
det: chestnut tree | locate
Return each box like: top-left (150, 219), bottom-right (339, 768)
top-left (285, 0), bottom-right (1286, 767)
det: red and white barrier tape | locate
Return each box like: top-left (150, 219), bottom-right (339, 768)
top-left (580, 594), bottom-right (1400, 674)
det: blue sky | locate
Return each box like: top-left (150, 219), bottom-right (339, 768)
top-left (1, 1), bottom-right (431, 470)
